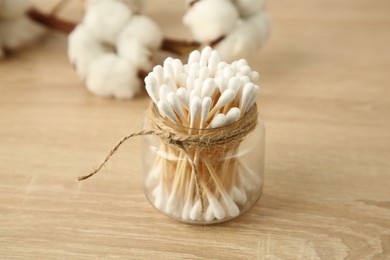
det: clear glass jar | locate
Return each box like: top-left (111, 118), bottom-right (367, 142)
top-left (141, 105), bottom-right (265, 224)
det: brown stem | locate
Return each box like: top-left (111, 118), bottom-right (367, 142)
top-left (189, 0), bottom-right (199, 7)
top-left (27, 7), bottom-right (201, 56)
top-left (210, 35), bottom-right (225, 48)
top-left (161, 38), bottom-right (200, 56)
top-left (27, 8), bottom-right (75, 33)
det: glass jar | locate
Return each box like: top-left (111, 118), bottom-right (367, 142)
top-left (141, 105), bottom-right (265, 224)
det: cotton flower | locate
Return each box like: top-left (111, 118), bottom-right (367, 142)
top-left (183, 0), bottom-right (239, 42)
top-left (86, 54), bottom-right (140, 99)
top-left (68, 25), bottom-right (108, 78)
top-left (0, 0), bottom-right (45, 58)
top-left (68, 0), bottom-right (162, 99)
top-left (83, 0), bottom-right (132, 44)
top-left (183, 0), bottom-right (270, 62)
top-left (117, 15), bottom-right (162, 71)
top-left (215, 10), bottom-right (270, 61)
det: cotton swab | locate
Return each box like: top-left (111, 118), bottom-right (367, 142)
top-left (176, 87), bottom-right (189, 108)
top-left (209, 113), bottom-right (226, 128)
top-left (145, 75), bottom-right (159, 105)
top-left (189, 199), bottom-right (202, 220)
top-left (194, 78), bottom-right (203, 93)
top-left (189, 62), bottom-right (200, 78)
top-left (207, 192), bottom-right (226, 220)
top-left (204, 203), bottom-right (216, 221)
top-left (223, 66), bottom-right (234, 79)
top-left (167, 92), bottom-right (186, 122)
top-left (237, 58), bottom-right (248, 68)
top-left (216, 76), bottom-right (228, 93)
top-left (165, 182), bottom-right (182, 217)
top-left (200, 97), bottom-right (212, 128)
top-left (240, 75), bottom-right (251, 85)
top-left (239, 82), bottom-right (256, 112)
top-left (186, 76), bottom-right (195, 91)
top-left (225, 107), bottom-right (241, 125)
top-left (163, 59), bottom-right (175, 79)
top-left (157, 100), bottom-right (180, 124)
top-left (207, 88), bottom-right (237, 121)
top-left (231, 186), bottom-right (247, 205)
top-left (181, 172), bottom-right (195, 220)
top-left (152, 65), bottom-right (164, 85)
top-left (201, 78), bottom-right (216, 98)
top-left (164, 76), bottom-right (177, 91)
top-left (152, 182), bottom-right (165, 210)
top-left (227, 77), bottom-right (241, 93)
top-left (188, 49), bottom-right (200, 64)
top-left (219, 191), bottom-right (239, 217)
top-left (202, 157), bottom-right (239, 217)
top-left (199, 46), bottom-right (212, 67)
top-left (240, 65), bottom-right (251, 75)
top-left (190, 87), bottom-right (201, 100)
top-left (207, 51), bottom-right (220, 76)
top-left (245, 84), bottom-right (260, 112)
top-left (177, 73), bottom-right (187, 88)
top-left (158, 84), bottom-right (172, 102)
top-left (172, 59), bottom-right (183, 78)
top-left (189, 96), bottom-right (201, 128)
top-left (198, 67), bottom-right (209, 81)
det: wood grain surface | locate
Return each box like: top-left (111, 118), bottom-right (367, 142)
top-left (1, 0), bottom-right (390, 259)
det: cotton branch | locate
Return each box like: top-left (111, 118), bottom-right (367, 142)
top-left (27, 7), bottom-right (200, 56)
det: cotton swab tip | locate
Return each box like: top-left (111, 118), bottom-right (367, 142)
top-left (157, 100), bottom-right (179, 123)
top-left (188, 50), bottom-right (200, 64)
top-left (225, 107), bottom-right (241, 125)
top-left (209, 113), bottom-right (226, 128)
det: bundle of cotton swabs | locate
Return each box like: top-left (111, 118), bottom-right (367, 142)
top-left (144, 46), bottom-right (261, 222)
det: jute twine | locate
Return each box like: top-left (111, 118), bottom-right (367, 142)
top-left (78, 102), bottom-right (258, 213)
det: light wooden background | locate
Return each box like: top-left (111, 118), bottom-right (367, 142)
top-left (1, 0), bottom-right (389, 259)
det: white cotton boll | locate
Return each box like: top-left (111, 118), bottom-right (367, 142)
top-left (215, 10), bottom-right (270, 61)
top-left (0, 0), bottom-right (31, 19)
top-left (86, 54), bottom-right (141, 99)
top-left (117, 38), bottom-right (153, 71)
top-left (183, 0), bottom-right (239, 42)
top-left (118, 15), bottom-right (162, 51)
top-left (232, 0), bottom-right (263, 17)
top-left (68, 25), bottom-right (109, 78)
top-left (83, 0), bottom-right (132, 44)
top-left (0, 16), bottom-right (45, 51)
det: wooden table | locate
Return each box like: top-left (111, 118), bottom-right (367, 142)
top-left (1, 0), bottom-right (389, 259)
